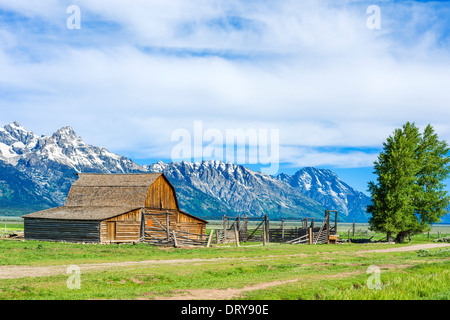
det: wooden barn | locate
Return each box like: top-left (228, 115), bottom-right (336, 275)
top-left (22, 173), bottom-right (208, 244)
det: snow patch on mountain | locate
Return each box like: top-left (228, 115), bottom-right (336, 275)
top-left (0, 121), bottom-right (373, 221)
top-left (277, 167), bottom-right (371, 220)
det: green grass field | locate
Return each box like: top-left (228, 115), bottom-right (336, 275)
top-left (0, 217), bottom-right (449, 300)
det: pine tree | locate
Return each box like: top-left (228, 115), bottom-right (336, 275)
top-left (368, 122), bottom-right (450, 243)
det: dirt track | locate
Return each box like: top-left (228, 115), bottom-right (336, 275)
top-left (151, 271), bottom-right (364, 300)
top-left (357, 242), bottom-right (450, 253)
top-left (0, 243), bottom-right (448, 280)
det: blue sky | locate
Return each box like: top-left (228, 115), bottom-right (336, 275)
top-left (1, 0), bottom-right (450, 194)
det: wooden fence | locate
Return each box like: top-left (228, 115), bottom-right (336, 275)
top-left (143, 209), bottom-right (212, 247)
top-left (216, 210), bottom-right (338, 245)
top-left (143, 209), bottom-right (339, 247)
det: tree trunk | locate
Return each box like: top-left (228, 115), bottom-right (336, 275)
top-left (387, 232), bottom-right (392, 243)
top-left (395, 231), bottom-right (408, 243)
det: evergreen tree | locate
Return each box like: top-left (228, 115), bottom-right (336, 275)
top-left (368, 122), bottom-right (450, 243)
top-left (415, 125), bottom-right (450, 226)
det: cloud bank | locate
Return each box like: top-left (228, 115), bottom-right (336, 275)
top-left (0, 0), bottom-right (449, 170)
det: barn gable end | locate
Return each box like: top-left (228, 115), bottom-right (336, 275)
top-left (145, 175), bottom-right (179, 210)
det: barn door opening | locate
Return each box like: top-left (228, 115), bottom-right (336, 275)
top-left (107, 221), bottom-right (116, 241)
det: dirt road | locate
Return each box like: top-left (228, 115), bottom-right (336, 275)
top-left (357, 242), bottom-right (449, 253)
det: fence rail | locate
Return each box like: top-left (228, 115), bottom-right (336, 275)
top-left (216, 211), bottom-right (337, 246)
top-left (143, 209), bottom-right (210, 247)
top-left (146, 210), bottom-right (339, 247)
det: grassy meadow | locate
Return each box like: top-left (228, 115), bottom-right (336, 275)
top-left (0, 217), bottom-right (449, 300)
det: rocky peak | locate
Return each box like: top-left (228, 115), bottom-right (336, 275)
top-left (2, 121), bottom-right (37, 146)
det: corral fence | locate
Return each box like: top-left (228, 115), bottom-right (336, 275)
top-left (141, 209), bottom-right (339, 247)
top-left (216, 210), bottom-right (339, 245)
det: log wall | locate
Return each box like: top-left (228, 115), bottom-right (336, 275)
top-left (24, 219), bottom-right (100, 243)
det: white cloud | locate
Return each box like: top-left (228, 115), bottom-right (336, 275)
top-left (280, 146), bottom-right (379, 169)
top-left (0, 0), bottom-right (450, 169)
top-left (0, 0), bottom-right (64, 19)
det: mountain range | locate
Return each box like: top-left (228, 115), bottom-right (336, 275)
top-left (0, 121), bottom-right (398, 222)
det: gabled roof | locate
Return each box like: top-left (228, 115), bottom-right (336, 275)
top-left (65, 172), bottom-right (166, 208)
top-left (23, 206), bottom-right (140, 221)
top-left (71, 172), bottom-right (163, 187)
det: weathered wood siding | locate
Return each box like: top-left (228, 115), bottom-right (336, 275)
top-left (144, 209), bottom-right (178, 241)
top-left (100, 209), bottom-right (142, 243)
top-left (178, 212), bottom-right (205, 236)
top-left (145, 176), bottom-right (178, 210)
top-left (144, 209), bottom-right (206, 241)
top-left (24, 219), bottom-right (100, 243)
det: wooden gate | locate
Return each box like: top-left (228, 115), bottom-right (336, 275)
top-left (143, 208), bottom-right (172, 244)
top-left (216, 215), bottom-right (269, 244)
top-left (245, 215), bottom-right (268, 242)
top-left (142, 208), bottom-right (210, 247)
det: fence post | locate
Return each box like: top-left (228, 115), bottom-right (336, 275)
top-left (207, 229), bottom-right (214, 248)
top-left (353, 219), bottom-right (355, 237)
top-left (263, 223), bottom-right (267, 246)
top-left (172, 230), bottom-right (178, 248)
top-left (166, 210), bottom-right (170, 242)
top-left (281, 219), bottom-right (285, 241)
top-left (236, 216), bottom-right (240, 241)
top-left (234, 223), bottom-right (240, 247)
top-left (334, 211), bottom-right (338, 235)
top-left (243, 214), bottom-right (248, 242)
top-left (326, 210), bottom-right (330, 244)
top-left (309, 227), bottom-right (312, 245)
top-left (223, 215), bottom-right (227, 241)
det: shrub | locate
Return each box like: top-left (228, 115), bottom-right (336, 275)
top-left (434, 236), bottom-right (450, 243)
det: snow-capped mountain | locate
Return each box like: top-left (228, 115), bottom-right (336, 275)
top-left (0, 121), bottom-right (145, 207)
top-left (277, 167), bottom-right (371, 222)
top-left (0, 121), bottom-right (373, 221)
top-left (0, 121), bottom-right (143, 173)
top-left (145, 160), bottom-right (326, 219)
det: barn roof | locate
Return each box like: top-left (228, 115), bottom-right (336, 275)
top-left (22, 206), bottom-right (140, 221)
top-left (71, 172), bottom-right (163, 187)
top-left (22, 172), bottom-right (208, 223)
top-left (64, 172), bottom-right (173, 208)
